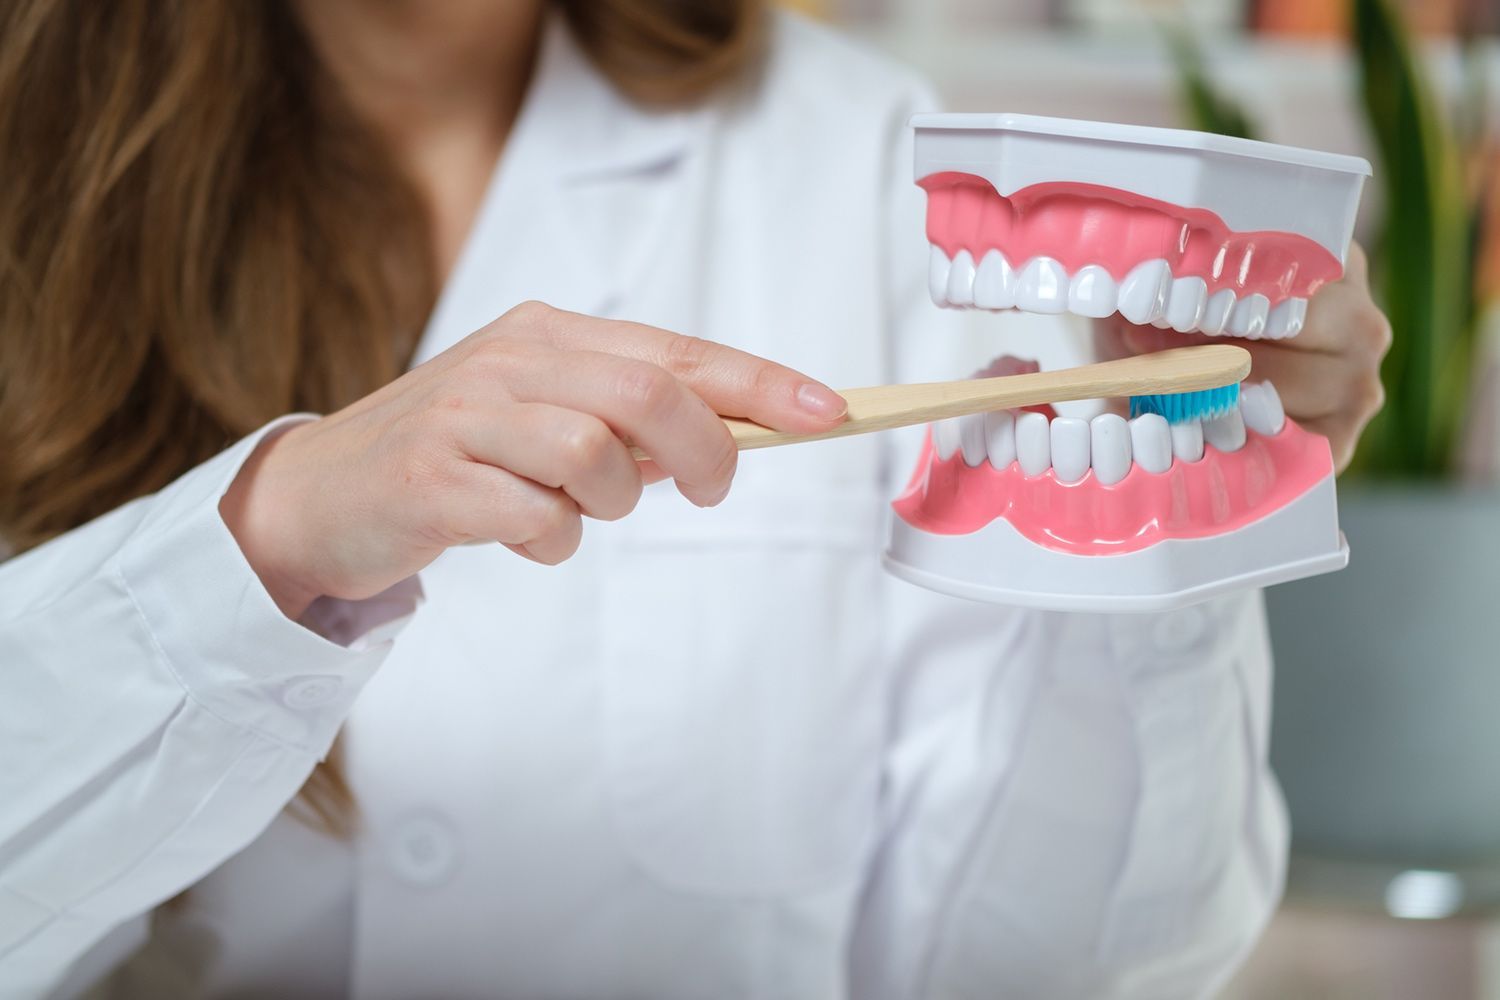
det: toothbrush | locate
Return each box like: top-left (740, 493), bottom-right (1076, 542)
top-left (639, 344), bottom-right (1250, 455)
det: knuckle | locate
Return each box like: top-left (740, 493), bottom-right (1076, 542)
top-left (558, 420), bottom-right (616, 473)
top-left (616, 363), bottom-right (678, 419)
top-left (661, 334), bottom-right (715, 379)
top-left (534, 495), bottom-right (579, 541)
top-left (493, 300), bottom-right (560, 347)
top-left (1372, 314), bottom-right (1394, 355)
top-left (505, 299), bottom-right (556, 328)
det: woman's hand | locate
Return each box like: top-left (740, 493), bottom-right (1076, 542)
top-left (220, 301), bottom-right (848, 619)
top-left (1099, 243), bottom-right (1391, 471)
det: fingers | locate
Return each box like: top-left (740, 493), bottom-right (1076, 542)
top-left (1234, 342), bottom-right (1366, 420)
top-left (436, 463), bottom-right (584, 563)
top-left (635, 458), bottom-right (671, 485)
top-left (506, 302), bottom-right (848, 433)
top-left (454, 403), bottom-right (643, 521)
top-left (1341, 241), bottom-right (1369, 286)
top-left (507, 349), bottom-right (739, 506)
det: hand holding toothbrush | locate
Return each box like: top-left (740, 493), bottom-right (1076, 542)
top-left (1102, 243), bottom-right (1391, 472)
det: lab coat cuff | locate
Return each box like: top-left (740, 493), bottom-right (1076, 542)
top-left (117, 415), bottom-right (421, 756)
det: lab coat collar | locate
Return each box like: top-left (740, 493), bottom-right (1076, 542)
top-left (530, 17), bottom-right (699, 185)
top-left (413, 15), bottom-right (707, 363)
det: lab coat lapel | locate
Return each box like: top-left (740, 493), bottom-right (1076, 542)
top-left (412, 17), bottom-right (705, 364)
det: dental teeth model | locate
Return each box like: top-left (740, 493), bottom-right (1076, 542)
top-left (884, 114), bottom-right (1371, 612)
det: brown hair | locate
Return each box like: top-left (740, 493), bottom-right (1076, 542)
top-left (0, 0), bottom-right (765, 836)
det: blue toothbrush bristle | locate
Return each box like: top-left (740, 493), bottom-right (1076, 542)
top-left (1129, 383), bottom-right (1240, 424)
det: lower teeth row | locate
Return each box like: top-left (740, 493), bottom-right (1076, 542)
top-left (933, 382), bottom-right (1286, 484)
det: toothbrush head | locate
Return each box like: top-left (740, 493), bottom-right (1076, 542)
top-left (1130, 383), bottom-right (1241, 424)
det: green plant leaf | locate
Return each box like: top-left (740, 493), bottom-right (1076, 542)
top-left (1348, 0), bottom-right (1474, 477)
top-left (1164, 25), bottom-right (1258, 140)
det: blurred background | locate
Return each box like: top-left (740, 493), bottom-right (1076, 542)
top-left (790, 0), bottom-right (1500, 997)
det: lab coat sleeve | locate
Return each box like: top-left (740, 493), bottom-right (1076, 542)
top-left (848, 84), bottom-right (1288, 1000)
top-left (0, 417), bottom-right (418, 999)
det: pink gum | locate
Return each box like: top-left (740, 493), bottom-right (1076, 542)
top-left (921, 174), bottom-right (1344, 304)
top-left (892, 419), bottom-right (1334, 554)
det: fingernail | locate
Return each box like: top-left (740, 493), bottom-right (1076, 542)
top-left (796, 383), bottom-right (847, 420)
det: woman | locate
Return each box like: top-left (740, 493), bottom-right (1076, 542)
top-left (0, 1), bottom-right (1390, 998)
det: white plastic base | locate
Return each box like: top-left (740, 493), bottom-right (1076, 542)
top-left (883, 472), bottom-right (1348, 613)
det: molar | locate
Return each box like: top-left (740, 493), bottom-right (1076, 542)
top-left (1067, 264), bottom-right (1118, 319)
top-left (1015, 257), bottom-right (1070, 314)
top-left (929, 245), bottom-right (951, 307)
top-left (1204, 408), bottom-right (1248, 453)
top-left (1050, 416), bottom-right (1091, 484)
top-left (1266, 297), bottom-right (1308, 340)
top-left (1016, 411), bottom-right (1052, 476)
top-left (1171, 420), bottom-right (1205, 463)
top-left (1118, 259), bottom-right (1172, 326)
top-left (946, 249), bottom-right (977, 307)
top-left (1228, 293), bottom-right (1270, 338)
top-left (1128, 413), bottom-right (1173, 473)
top-left (974, 249), bottom-right (1016, 310)
top-left (1239, 381), bottom-right (1287, 436)
top-left (984, 408), bottom-right (1017, 469)
top-left (1166, 275), bottom-right (1208, 333)
top-left (1090, 413), bottom-right (1132, 485)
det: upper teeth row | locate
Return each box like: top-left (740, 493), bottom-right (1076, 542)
top-left (933, 381), bottom-right (1287, 484)
top-left (929, 247), bottom-right (1307, 340)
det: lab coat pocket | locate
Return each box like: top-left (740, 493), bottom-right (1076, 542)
top-left (599, 475), bottom-right (887, 897)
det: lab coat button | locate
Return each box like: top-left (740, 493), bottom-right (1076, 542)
top-left (1151, 606), bottom-right (1210, 653)
top-left (281, 675), bottom-right (344, 710)
top-left (388, 813), bottom-right (460, 887)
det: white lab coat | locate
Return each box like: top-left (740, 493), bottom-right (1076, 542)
top-left (0, 14), bottom-right (1287, 1000)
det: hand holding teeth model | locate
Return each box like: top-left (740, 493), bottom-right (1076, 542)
top-left (885, 113), bottom-right (1371, 613)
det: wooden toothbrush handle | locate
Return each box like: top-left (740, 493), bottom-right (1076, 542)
top-left (629, 344), bottom-right (1250, 458)
top-left (724, 344), bottom-right (1250, 451)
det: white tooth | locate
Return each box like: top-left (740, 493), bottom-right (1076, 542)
top-left (1117, 259), bottom-right (1172, 325)
top-left (1067, 264), bottom-right (1118, 319)
top-left (1016, 411), bottom-right (1051, 476)
top-left (1239, 383), bottom-right (1276, 436)
top-left (1240, 381), bottom-right (1286, 436)
top-left (984, 408), bottom-right (1017, 469)
top-left (1151, 316), bottom-right (1173, 328)
top-left (1090, 413), bottom-right (1132, 485)
top-left (973, 249), bottom-right (1016, 310)
top-left (1129, 413), bottom-right (1173, 473)
top-left (1050, 416), bottom-right (1090, 484)
top-left (958, 413), bottom-right (987, 467)
top-left (945, 249), bottom-right (976, 307)
top-left (1166, 275), bottom-right (1208, 333)
top-left (1014, 257), bottom-right (1069, 314)
top-left (1263, 381), bottom-right (1286, 432)
top-left (1228, 293), bottom-right (1270, 338)
top-left (934, 417), bottom-right (961, 461)
top-left (1171, 420), bottom-right (1204, 463)
top-left (928, 245), bottom-right (951, 307)
top-left (1204, 407), bottom-right (1247, 453)
top-left (1266, 297), bottom-right (1308, 340)
top-left (1200, 289), bottom-right (1236, 335)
